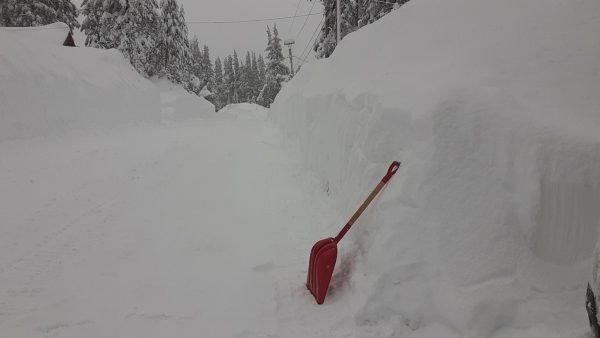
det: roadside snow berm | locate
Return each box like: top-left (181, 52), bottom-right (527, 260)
top-left (307, 161), bottom-right (400, 304)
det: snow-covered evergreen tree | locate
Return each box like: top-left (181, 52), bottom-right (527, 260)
top-left (311, 0), bottom-right (356, 58)
top-left (1, 0), bottom-right (79, 31)
top-left (213, 57), bottom-right (223, 89)
top-left (116, 0), bottom-right (162, 76)
top-left (201, 45), bottom-right (214, 90)
top-left (82, 0), bottom-right (162, 76)
top-left (212, 57), bottom-right (226, 110)
top-left (211, 50), bottom-right (265, 107)
top-left (250, 52), bottom-right (260, 101)
top-left (259, 25), bottom-right (288, 107)
top-left (360, 0), bottom-right (409, 26)
top-left (257, 53), bottom-right (266, 88)
top-left (190, 36), bottom-right (204, 84)
top-left (158, 0), bottom-right (191, 84)
top-left (223, 55), bottom-right (236, 104)
top-left (232, 50), bottom-right (241, 101)
top-left (310, 0), bottom-right (410, 58)
top-left (239, 52), bottom-right (253, 102)
top-left (81, 0), bottom-right (128, 48)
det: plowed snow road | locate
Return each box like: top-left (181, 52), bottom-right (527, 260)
top-left (0, 111), bottom-right (339, 337)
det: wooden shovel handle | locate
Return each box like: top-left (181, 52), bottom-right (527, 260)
top-left (334, 161), bottom-right (400, 243)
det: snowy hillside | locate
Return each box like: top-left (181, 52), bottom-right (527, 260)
top-left (0, 23), bottom-right (214, 142)
top-left (271, 0), bottom-right (600, 336)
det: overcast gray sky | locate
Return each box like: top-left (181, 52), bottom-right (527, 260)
top-left (180, 0), bottom-right (323, 62)
top-left (75, 0), bottom-right (323, 64)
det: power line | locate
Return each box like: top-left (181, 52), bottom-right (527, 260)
top-left (187, 12), bottom-right (322, 25)
top-left (295, 0), bottom-right (318, 40)
top-left (287, 0), bottom-right (304, 37)
top-left (1, 26), bottom-right (67, 32)
top-left (1, 13), bottom-right (324, 31)
top-left (297, 16), bottom-right (325, 71)
top-left (299, 17), bottom-right (323, 63)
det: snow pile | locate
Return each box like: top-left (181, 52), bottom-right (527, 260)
top-left (0, 24), bottom-right (211, 142)
top-left (218, 103), bottom-right (268, 120)
top-left (154, 79), bottom-right (215, 118)
top-left (271, 0), bottom-right (600, 336)
top-left (0, 22), bottom-right (72, 45)
top-left (0, 23), bottom-right (160, 142)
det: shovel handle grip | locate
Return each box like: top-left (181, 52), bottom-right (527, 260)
top-left (383, 161), bottom-right (401, 183)
top-left (334, 161), bottom-right (400, 243)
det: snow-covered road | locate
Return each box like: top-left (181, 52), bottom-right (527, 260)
top-left (0, 113), bottom-right (339, 337)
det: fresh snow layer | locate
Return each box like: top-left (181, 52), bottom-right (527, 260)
top-left (0, 114), bottom-right (337, 338)
top-left (155, 79), bottom-right (215, 117)
top-left (0, 22), bottom-right (71, 45)
top-left (218, 103), bottom-right (269, 120)
top-left (270, 0), bottom-right (600, 336)
top-left (0, 24), bottom-right (214, 143)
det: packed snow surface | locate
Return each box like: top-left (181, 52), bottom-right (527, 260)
top-left (270, 0), bottom-right (600, 336)
top-left (0, 115), bottom-right (331, 338)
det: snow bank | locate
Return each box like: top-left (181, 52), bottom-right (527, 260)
top-left (218, 103), bottom-right (268, 120)
top-left (271, 0), bottom-right (600, 336)
top-left (0, 23), bottom-right (160, 142)
top-left (154, 79), bottom-right (215, 118)
top-left (0, 22), bottom-right (71, 45)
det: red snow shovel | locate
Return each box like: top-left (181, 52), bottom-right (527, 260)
top-left (307, 161), bottom-right (401, 304)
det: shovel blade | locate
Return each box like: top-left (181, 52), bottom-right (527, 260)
top-left (307, 238), bottom-right (338, 304)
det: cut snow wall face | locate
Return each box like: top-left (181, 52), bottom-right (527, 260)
top-left (269, 0), bottom-right (600, 335)
top-left (530, 143), bottom-right (600, 264)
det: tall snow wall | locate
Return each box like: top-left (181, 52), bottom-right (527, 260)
top-left (271, 0), bottom-right (600, 336)
top-left (0, 23), bottom-right (160, 142)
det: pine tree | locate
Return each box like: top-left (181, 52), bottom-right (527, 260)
top-left (237, 52), bottom-right (250, 102)
top-left (232, 50), bottom-right (241, 102)
top-left (310, 0), bottom-right (355, 58)
top-left (82, 0), bottom-right (162, 77)
top-left (158, 0), bottom-right (192, 84)
top-left (251, 52), bottom-right (258, 75)
top-left (201, 45), bottom-right (214, 90)
top-left (213, 57), bottom-right (226, 110)
top-left (250, 52), bottom-right (260, 101)
top-left (81, 0), bottom-right (127, 48)
top-left (310, 0), bottom-right (409, 58)
top-left (214, 57), bottom-right (223, 88)
top-left (0, 0), bottom-right (79, 31)
top-left (361, 0), bottom-right (407, 26)
top-left (116, 0), bottom-right (162, 77)
top-left (223, 55), bottom-right (236, 104)
top-left (256, 53), bottom-right (267, 102)
top-left (260, 25), bottom-right (289, 107)
top-left (240, 52), bottom-right (253, 102)
top-left (190, 36), bottom-right (204, 83)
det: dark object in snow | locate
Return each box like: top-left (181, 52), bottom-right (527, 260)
top-left (587, 283), bottom-right (600, 338)
top-left (307, 161), bottom-right (400, 304)
top-left (63, 32), bottom-right (75, 47)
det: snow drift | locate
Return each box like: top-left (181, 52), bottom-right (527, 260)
top-left (0, 23), bottom-right (214, 142)
top-left (218, 103), bottom-right (268, 120)
top-left (154, 79), bottom-right (215, 118)
top-left (271, 0), bottom-right (600, 336)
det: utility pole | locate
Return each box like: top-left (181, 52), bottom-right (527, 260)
top-left (284, 39), bottom-right (295, 77)
top-left (336, 0), bottom-right (341, 44)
